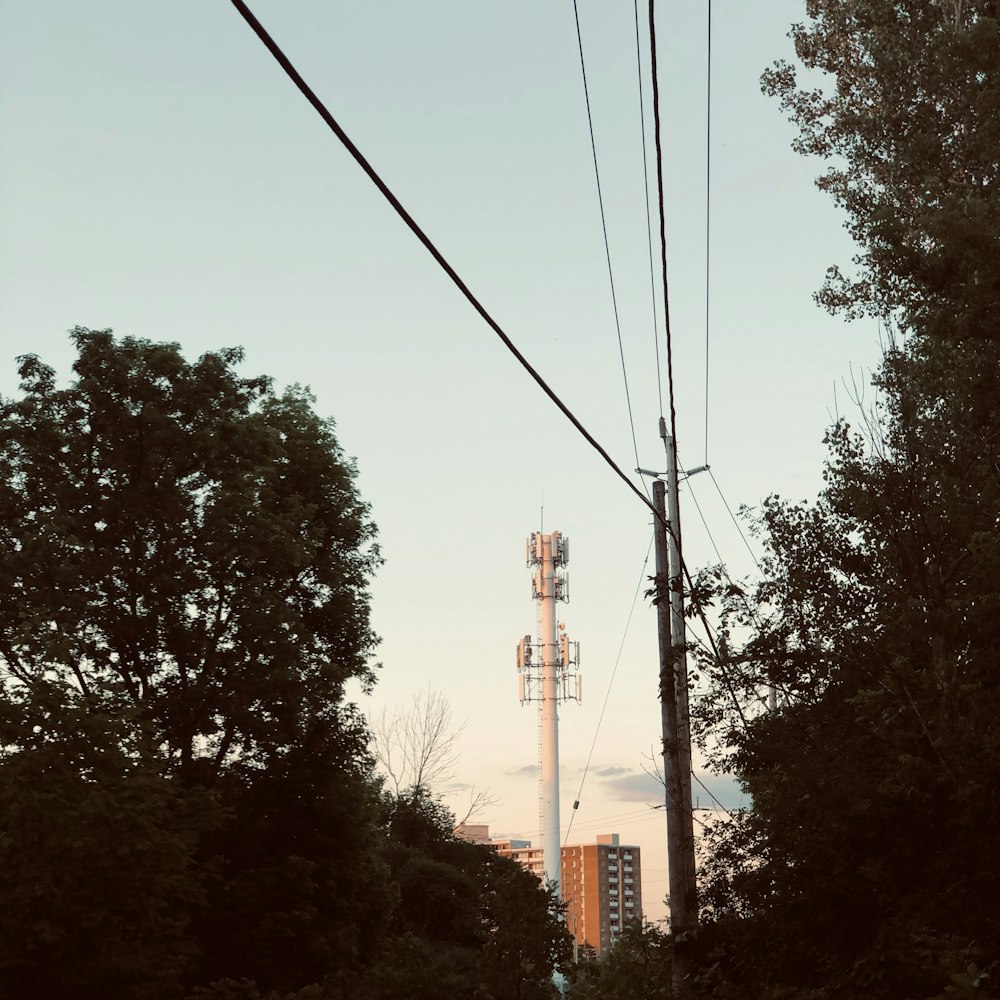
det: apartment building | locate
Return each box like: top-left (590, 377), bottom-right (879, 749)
top-left (455, 826), bottom-right (642, 958)
top-left (562, 833), bottom-right (642, 957)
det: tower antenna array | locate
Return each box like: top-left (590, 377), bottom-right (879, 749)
top-left (516, 531), bottom-right (581, 893)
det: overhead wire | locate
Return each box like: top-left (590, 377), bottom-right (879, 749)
top-left (678, 466), bottom-right (771, 716)
top-left (633, 0), bottom-right (664, 418)
top-left (228, 0), bottom-right (658, 521)
top-left (570, 0), bottom-right (646, 493)
top-left (564, 534), bottom-right (654, 847)
top-left (704, 0), bottom-right (713, 465)
top-left (560, 807), bottom-right (662, 838)
top-left (691, 769), bottom-right (734, 819)
top-left (709, 468), bottom-right (762, 572)
top-left (647, 0), bottom-right (678, 447)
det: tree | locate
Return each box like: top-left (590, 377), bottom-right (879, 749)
top-left (688, 286), bottom-right (1000, 1000)
top-left (371, 687), bottom-right (463, 797)
top-left (762, 0), bottom-right (1000, 342)
top-left (0, 686), bottom-right (212, 1000)
top-left (0, 328), bottom-right (380, 776)
top-left (565, 921), bottom-right (671, 1000)
top-left (364, 788), bottom-right (572, 1000)
top-left (0, 329), bottom-right (390, 995)
top-left (371, 686), bottom-right (497, 823)
top-left (682, 5), bottom-right (1000, 995)
top-left (479, 848), bottom-right (573, 1000)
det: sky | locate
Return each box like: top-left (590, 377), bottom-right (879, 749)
top-left (0, 1), bottom-right (883, 924)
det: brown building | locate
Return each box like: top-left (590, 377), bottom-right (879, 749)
top-left (456, 826), bottom-right (642, 958)
top-left (562, 833), bottom-right (642, 957)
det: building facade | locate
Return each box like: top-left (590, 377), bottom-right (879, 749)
top-left (456, 826), bottom-right (642, 958)
top-left (561, 833), bottom-right (642, 957)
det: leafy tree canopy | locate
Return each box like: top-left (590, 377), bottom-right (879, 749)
top-left (565, 921), bottom-right (671, 1000)
top-left (0, 327), bottom-right (381, 778)
top-left (0, 329), bottom-right (389, 997)
top-left (762, 0), bottom-right (1000, 341)
top-left (684, 3), bottom-right (1000, 996)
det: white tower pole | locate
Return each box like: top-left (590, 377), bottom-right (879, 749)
top-left (538, 532), bottom-right (561, 892)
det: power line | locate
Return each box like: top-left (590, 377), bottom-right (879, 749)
top-left (512, 805), bottom-right (659, 844)
top-left (709, 468), bottom-right (762, 571)
top-left (682, 465), bottom-right (726, 569)
top-left (703, 0), bottom-right (713, 465)
top-left (691, 768), bottom-right (733, 820)
top-left (633, 0), bottom-right (664, 419)
top-left (647, 0), bottom-right (677, 445)
top-left (228, 0), bottom-right (657, 521)
top-left (570, 0), bottom-right (645, 492)
top-left (564, 535), bottom-right (654, 847)
top-left (560, 807), bottom-right (662, 838)
top-left (679, 464), bottom-right (773, 719)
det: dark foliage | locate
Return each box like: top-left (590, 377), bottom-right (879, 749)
top-left (685, 3), bottom-right (1000, 996)
top-left (565, 920), bottom-right (671, 1000)
top-left (762, 0), bottom-right (1000, 343)
top-left (0, 331), bottom-right (388, 997)
top-left (368, 789), bottom-right (573, 1000)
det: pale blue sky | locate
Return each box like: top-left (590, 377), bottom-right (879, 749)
top-left (0, 0), bottom-right (880, 922)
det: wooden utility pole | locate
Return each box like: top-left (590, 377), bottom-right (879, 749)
top-left (653, 419), bottom-right (698, 996)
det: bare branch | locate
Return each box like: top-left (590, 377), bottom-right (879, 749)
top-left (371, 686), bottom-right (464, 798)
top-left (452, 785), bottom-right (501, 829)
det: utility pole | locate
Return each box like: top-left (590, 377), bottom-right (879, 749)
top-left (652, 418), bottom-right (698, 995)
top-left (517, 531), bottom-right (580, 895)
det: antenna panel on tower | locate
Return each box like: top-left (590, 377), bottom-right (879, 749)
top-left (516, 634), bottom-right (533, 669)
top-left (558, 535), bottom-right (569, 565)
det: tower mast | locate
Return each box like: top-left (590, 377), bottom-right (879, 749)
top-left (517, 530), bottom-right (580, 893)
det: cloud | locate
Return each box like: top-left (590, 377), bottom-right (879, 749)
top-left (600, 770), bottom-right (664, 802)
top-left (592, 765), bottom-right (631, 778)
top-left (505, 764), bottom-right (537, 777)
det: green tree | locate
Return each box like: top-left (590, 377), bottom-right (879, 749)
top-left (0, 327), bottom-right (381, 775)
top-left (0, 329), bottom-right (390, 996)
top-left (363, 788), bottom-right (572, 1000)
top-left (685, 4), bottom-right (1000, 995)
top-left (565, 921), bottom-right (671, 1000)
top-left (479, 850), bottom-right (572, 1000)
top-left (762, 0), bottom-right (1000, 342)
top-left (0, 686), bottom-right (212, 1000)
top-left (690, 289), bottom-right (1000, 1000)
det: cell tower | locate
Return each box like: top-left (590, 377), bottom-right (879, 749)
top-left (516, 530), bottom-right (581, 893)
